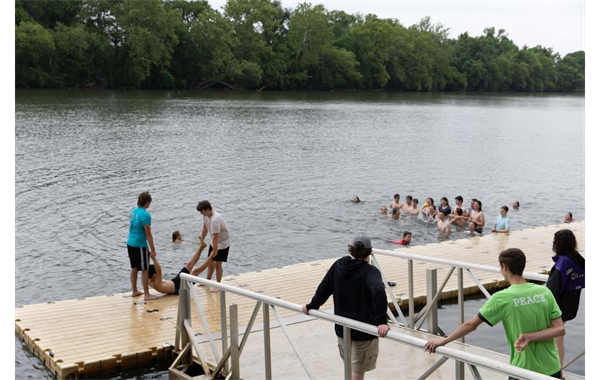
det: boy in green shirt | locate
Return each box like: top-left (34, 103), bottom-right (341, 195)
top-left (424, 248), bottom-right (565, 379)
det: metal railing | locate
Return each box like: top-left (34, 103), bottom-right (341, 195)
top-left (172, 272), bottom-right (559, 380)
top-left (371, 247), bottom-right (548, 327)
top-left (369, 248), bottom-right (584, 375)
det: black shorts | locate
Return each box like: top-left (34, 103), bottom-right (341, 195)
top-left (127, 245), bottom-right (150, 271)
top-left (474, 228), bottom-right (483, 234)
top-left (208, 245), bottom-right (230, 262)
top-left (172, 267), bottom-right (190, 295)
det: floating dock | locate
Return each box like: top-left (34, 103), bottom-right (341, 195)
top-left (15, 222), bottom-right (585, 379)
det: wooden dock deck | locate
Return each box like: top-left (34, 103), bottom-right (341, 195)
top-left (15, 222), bottom-right (584, 379)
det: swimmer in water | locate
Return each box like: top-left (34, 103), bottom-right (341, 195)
top-left (512, 200), bottom-right (520, 210)
top-left (450, 208), bottom-right (467, 228)
top-left (353, 196), bottom-right (361, 203)
top-left (437, 212), bottom-right (451, 235)
top-left (172, 231), bottom-right (183, 243)
top-left (452, 196), bottom-right (465, 216)
top-left (390, 193), bottom-right (403, 212)
top-left (403, 196), bottom-right (413, 212)
top-left (468, 200), bottom-right (485, 234)
top-left (564, 212), bottom-right (574, 223)
top-left (407, 199), bottom-right (420, 216)
top-left (438, 197), bottom-right (451, 216)
top-left (392, 207), bottom-right (401, 219)
top-left (400, 231), bottom-right (412, 245)
top-left (380, 206), bottom-right (388, 214)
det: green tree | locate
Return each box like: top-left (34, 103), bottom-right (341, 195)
top-left (186, 8), bottom-right (242, 88)
top-left (223, 0), bottom-right (288, 89)
top-left (17, 0), bottom-right (83, 29)
top-left (344, 15), bottom-right (398, 88)
top-left (13, 1), bottom-right (584, 92)
top-left (53, 23), bottom-right (112, 87)
top-left (15, 21), bottom-right (57, 87)
top-left (556, 51), bottom-right (584, 92)
top-left (328, 10), bottom-right (359, 41)
top-left (163, 0), bottom-right (212, 88)
top-left (286, 2), bottom-right (331, 87)
top-left (308, 46), bottom-right (361, 90)
top-left (110, 0), bottom-right (179, 87)
top-left (15, 0), bottom-right (34, 25)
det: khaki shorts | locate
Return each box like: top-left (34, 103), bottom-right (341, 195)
top-left (337, 337), bottom-right (379, 372)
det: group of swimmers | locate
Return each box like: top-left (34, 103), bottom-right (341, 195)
top-left (353, 194), bottom-right (576, 241)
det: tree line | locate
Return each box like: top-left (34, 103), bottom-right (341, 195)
top-left (15, 0), bottom-right (585, 92)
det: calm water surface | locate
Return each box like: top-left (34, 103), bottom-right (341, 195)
top-left (15, 90), bottom-right (585, 378)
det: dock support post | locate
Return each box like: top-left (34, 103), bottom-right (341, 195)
top-left (263, 302), bottom-right (272, 380)
top-left (229, 304), bottom-right (240, 380)
top-left (220, 290), bottom-right (229, 374)
top-left (342, 326), bottom-right (352, 380)
top-left (426, 269), bottom-right (439, 335)
top-left (178, 280), bottom-right (192, 367)
top-left (408, 259), bottom-right (414, 329)
top-left (456, 267), bottom-right (465, 379)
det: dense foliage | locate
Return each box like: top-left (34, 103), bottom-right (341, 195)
top-left (15, 0), bottom-right (585, 91)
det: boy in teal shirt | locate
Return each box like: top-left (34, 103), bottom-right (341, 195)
top-left (424, 248), bottom-right (565, 379)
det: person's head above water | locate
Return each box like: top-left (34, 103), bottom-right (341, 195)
top-left (172, 230), bottom-right (182, 242)
top-left (512, 200), bottom-right (520, 210)
top-left (393, 194), bottom-right (400, 201)
top-left (455, 195), bottom-right (463, 205)
top-left (564, 212), bottom-right (573, 222)
top-left (403, 231), bottom-right (412, 244)
top-left (412, 198), bottom-right (419, 206)
top-left (440, 197), bottom-right (449, 207)
top-left (380, 206), bottom-right (388, 214)
top-left (406, 195), bottom-right (413, 204)
top-left (353, 196), bottom-right (361, 203)
top-left (473, 200), bottom-right (482, 211)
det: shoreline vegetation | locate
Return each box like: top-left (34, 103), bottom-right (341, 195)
top-left (16, 0), bottom-right (585, 92)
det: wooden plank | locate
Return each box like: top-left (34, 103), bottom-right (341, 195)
top-left (15, 222), bottom-right (584, 379)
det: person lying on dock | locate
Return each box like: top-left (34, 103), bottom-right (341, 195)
top-left (147, 239), bottom-right (208, 295)
top-left (424, 248), bottom-right (565, 380)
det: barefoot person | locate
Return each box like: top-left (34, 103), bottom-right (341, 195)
top-left (148, 239), bottom-right (208, 295)
top-left (127, 191), bottom-right (159, 301)
top-left (197, 200), bottom-right (231, 292)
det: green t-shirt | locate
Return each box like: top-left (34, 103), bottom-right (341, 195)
top-left (478, 283), bottom-right (562, 376)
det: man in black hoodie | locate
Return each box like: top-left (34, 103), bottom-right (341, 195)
top-left (302, 236), bottom-right (389, 380)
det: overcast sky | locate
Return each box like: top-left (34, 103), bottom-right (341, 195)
top-left (207, 0), bottom-right (585, 56)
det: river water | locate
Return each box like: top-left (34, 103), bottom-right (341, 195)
top-left (15, 90), bottom-right (585, 378)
